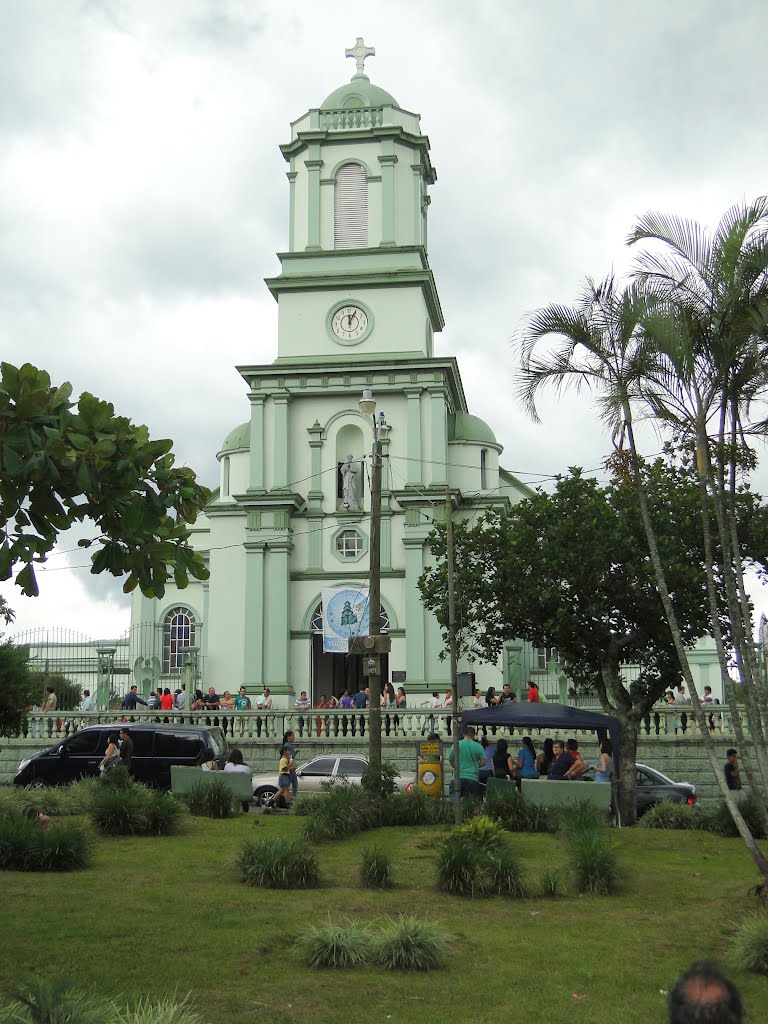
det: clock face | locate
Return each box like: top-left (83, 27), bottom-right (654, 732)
top-left (331, 305), bottom-right (369, 342)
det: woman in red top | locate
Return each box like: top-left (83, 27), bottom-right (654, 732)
top-left (527, 681), bottom-right (540, 703)
top-left (160, 688), bottom-right (175, 711)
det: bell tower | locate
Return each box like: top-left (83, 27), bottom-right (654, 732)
top-left (266, 38), bottom-right (444, 362)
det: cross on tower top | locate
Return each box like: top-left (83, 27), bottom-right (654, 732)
top-left (345, 37), bottom-right (375, 77)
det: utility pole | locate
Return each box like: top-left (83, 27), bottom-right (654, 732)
top-left (446, 486), bottom-right (462, 824)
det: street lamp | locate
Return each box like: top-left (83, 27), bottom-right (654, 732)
top-left (358, 387), bottom-right (390, 776)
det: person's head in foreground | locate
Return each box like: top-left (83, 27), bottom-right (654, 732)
top-left (667, 961), bottom-right (742, 1024)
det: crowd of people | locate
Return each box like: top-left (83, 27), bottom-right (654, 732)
top-left (457, 727), bottom-right (614, 798)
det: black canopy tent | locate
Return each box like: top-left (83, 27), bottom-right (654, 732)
top-left (459, 703), bottom-right (622, 756)
top-left (459, 703), bottom-right (623, 815)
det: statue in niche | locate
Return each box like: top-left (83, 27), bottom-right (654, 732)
top-left (340, 455), bottom-right (358, 509)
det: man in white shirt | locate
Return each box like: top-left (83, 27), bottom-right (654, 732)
top-left (294, 690), bottom-right (312, 737)
top-left (175, 685), bottom-right (186, 711)
top-left (255, 687), bottom-right (272, 737)
top-left (79, 690), bottom-right (95, 713)
top-left (674, 684), bottom-right (690, 734)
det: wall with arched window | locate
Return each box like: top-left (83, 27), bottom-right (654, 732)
top-left (162, 606), bottom-right (196, 674)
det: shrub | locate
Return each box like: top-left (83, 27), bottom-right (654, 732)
top-left (569, 830), bottom-right (619, 895)
top-left (727, 914), bottom-right (768, 974)
top-left (360, 847), bottom-right (393, 888)
top-left (538, 868), bottom-right (565, 897)
top-left (381, 790), bottom-right (446, 826)
top-left (556, 800), bottom-right (611, 836)
top-left (434, 833), bottom-right (483, 896)
top-left (0, 787), bottom-right (26, 818)
top-left (239, 837), bottom-right (319, 889)
top-left (485, 793), bottom-right (554, 834)
top-left (434, 831), bottom-right (525, 897)
top-left (0, 815), bottom-right (93, 872)
top-left (375, 915), bottom-right (453, 971)
top-left (185, 779), bottom-right (235, 819)
top-left (297, 918), bottom-right (373, 968)
top-left (638, 800), bottom-right (715, 831)
top-left (713, 793), bottom-right (768, 840)
top-left (115, 994), bottom-right (204, 1024)
top-left (57, 779), bottom-right (104, 816)
top-left (101, 765), bottom-right (132, 790)
top-left (291, 794), bottom-right (323, 816)
top-left (0, 978), bottom-right (112, 1024)
top-left (455, 815), bottom-right (506, 850)
top-left (360, 761), bottom-right (400, 799)
top-left (144, 790), bottom-right (184, 836)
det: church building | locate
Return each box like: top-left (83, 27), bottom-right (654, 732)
top-left (129, 40), bottom-right (534, 705)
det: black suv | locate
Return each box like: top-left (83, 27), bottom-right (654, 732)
top-left (13, 723), bottom-right (228, 789)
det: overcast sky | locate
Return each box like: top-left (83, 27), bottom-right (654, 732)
top-left (3, 0), bottom-right (768, 639)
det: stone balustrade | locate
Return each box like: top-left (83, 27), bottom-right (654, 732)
top-left (319, 106), bottom-right (384, 130)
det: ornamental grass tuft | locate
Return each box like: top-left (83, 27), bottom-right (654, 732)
top-left (713, 793), bottom-right (768, 840)
top-left (727, 914), bottom-right (768, 974)
top-left (185, 779), bottom-right (236, 819)
top-left (375, 915), bottom-right (453, 971)
top-left (297, 918), bottom-right (373, 968)
top-left (538, 868), bottom-right (565, 898)
top-left (239, 837), bottom-right (319, 889)
top-left (434, 831), bottom-right (526, 898)
top-left (89, 782), bottom-right (183, 837)
top-left (359, 846), bottom-right (393, 888)
top-left (0, 814), bottom-right (93, 872)
top-left (569, 829), bottom-right (620, 895)
top-left (638, 800), bottom-right (714, 831)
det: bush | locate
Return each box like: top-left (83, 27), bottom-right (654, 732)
top-left (380, 790), bottom-right (447, 826)
top-left (239, 837), bottom-right (319, 889)
top-left (185, 779), bottom-right (236, 819)
top-left (297, 918), bottom-right (373, 968)
top-left (360, 847), bottom-right (393, 888)
top-left (485, 793), bottom-right (554, 833)
top-left (486, 847), bottom-right (527, 897)
top-left (713, 793), bottom-right (768, 840)
top-left (727, 914), bottom-right (768, 974)
top-left (360, 761), bottom-right (400, 799)
top-left (434, 831), bottom-right (526, 898)
top-left (57, 778), bottom-right (104, 816)
top-left (0, 815), bottom-right (93, 872)
top-left (638, 800), bottom-right (715, 831)
top-left (375, 915), bottom-right (453, 971)
top-left (115, 994), bottom-right (204, 1024)
top-left (0, 979), bottom-right (203, 1024)
top-left (569, 829), bottom-right (619, 895)
top-left (144, 790), bottom-right (184, 836)
top-left (556, 800), bottom-right (611, 835)
top-left (455, 815), bottom-right (506, 850)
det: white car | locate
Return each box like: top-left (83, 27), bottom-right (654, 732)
top-left (250, 754), bottom-right (416, 806)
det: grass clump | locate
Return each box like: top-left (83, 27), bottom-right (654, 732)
top-left (538, 868), bottom-right (565, 897)
top-left (556, 800), bottom-right (611, 835)
top-left (239, 837), bottom-right (319, 889)
top-left (301, 783), bottom-right (379, 843)
top-left (89, 782), bottom-right (183, 836)
top-left (0, 815), bottom-right (94, 873)
top-left (485, 793), bottom-right (554, 833)
top-left (0, 979), bottom-right (204, 1024)
top-left (185, 779), bottom-right (236, 819)
top-left (360, 846), bottom-right (393, 888)
top-left (434, 830), bottom-right (526, 898)
top-left (569, 829), bottom-right (620, 895)
top-left (115, 993), bottom-right (204, 1024)
top-left (727, 914), bottom-right (768, 974)
top-left (375, 915), bottom-right (453, 971)
top-left (297, 918), bottom-right (373, 968)
top-left (380, 790), bottom-right (448, 826)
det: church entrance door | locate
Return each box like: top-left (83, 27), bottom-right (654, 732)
top-left (310, 634), bottom-right (389, 701)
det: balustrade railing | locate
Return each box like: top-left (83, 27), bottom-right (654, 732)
top-left (319, 106), bottom-right (384, 131)
top-left (11, 703), bottom-right (749, 745)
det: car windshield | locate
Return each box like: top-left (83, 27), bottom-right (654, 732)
top-left (639, 765), bottom-right (675, 785)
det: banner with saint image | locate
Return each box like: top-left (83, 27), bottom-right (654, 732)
top-left (321, 587), bottom-right (370, 653)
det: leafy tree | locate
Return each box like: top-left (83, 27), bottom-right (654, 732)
top-left (0, 638), bottom-right (36, 737)
top-left (0, 595), bottom-right (14, 625)
top-left (419, 462), bottom-right (768, 824)
top-left (29, 672), bottom-right (82, 712)
top-left (0, 362), bottom-right (210, 599)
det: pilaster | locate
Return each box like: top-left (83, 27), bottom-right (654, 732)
top-left (428, 385), bottom-right (448, 486)
top-left (272, 391), bottom-right (290, 490)
top-left (305, 146), bottom-right (323, 251)
top-left (248, 395), bottom-right (264, 492)
top-left (286, 168), bottom-right (297, 252)
top-left (263, 536), bottom-right (293, 693)
top-left (243, 541), bottom-right (265, 687)
top-left (411, 164), bottom-right (422, 245)
top-left (403, 533), bottom-right (427, 687)
top-left (405, 386), bottom-right (423, 484)
top-left (378, 145), bottom-right (397, 247)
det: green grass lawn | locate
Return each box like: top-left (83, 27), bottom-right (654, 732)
top-left (2, 813), bottom-right (765, 1023)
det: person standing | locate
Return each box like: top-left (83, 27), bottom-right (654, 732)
top-left (79, 689), bottom-right (95, 713)
top-left (282, 729), bottom-right (300, 800)
top-left (224, 748), bottom-right (252, 812)
top-left (294, 690), bottom-right (312, 737)
top-left (674, 683), bottom-right (690, 734)
top-left (526, 681), bottom-right (540, 703)
top-left (498, 683), bottom-right (516, 705)
top-left (175, 685), bottom-right (186, 712)
top-left (515, 736), bottom-right (539, 781)
top-left (702, 685), bottom-right (717, 734)
top-left (255, 686), bottom-right (272, 737)
top-left (160, 688), bottom-right (175, 717)
top-left (592, 739), bottom-right (614, 783)
top-left (41, 687), bottom-right (57, 737)
top-left (352, 685), bottom-right (369, 737)
top-left (456, 726), bottom-right (486, 799)
top-left (724, 749), bottom-right (741, 790)
top-left (235, 686), bottom-right (251, 736)
top-left (122, 685), bottom-right (148, 717)
top-left (118, 728), bottom-right (134, 774)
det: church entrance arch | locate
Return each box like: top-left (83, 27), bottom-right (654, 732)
top-left (309, 602), bottom-right (389, 700)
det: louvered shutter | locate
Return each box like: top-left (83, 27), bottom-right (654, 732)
top-left (334, 163), bottom-right (368, 248)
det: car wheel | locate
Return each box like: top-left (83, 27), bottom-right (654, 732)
top-left (254, 786), bottom-right (277, 807)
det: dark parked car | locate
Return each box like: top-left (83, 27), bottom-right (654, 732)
top-left (635, 762), bottom-right (696, 815)
top-left (13, 724), bottom-right (228, 790)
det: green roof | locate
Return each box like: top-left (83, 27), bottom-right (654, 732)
top-left (448, 412), bottom-right (498, 445)
top-left (320, 74), bottom-right (398, 110)
top-left (218, 421), bottom-right (250, 455)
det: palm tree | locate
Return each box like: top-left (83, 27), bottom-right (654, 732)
top-left (628, 199), bottom-right (768, 815)
top-left (519, 262), bottom-right (768, 875)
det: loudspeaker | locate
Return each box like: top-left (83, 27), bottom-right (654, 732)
top-left (456, 672), bottom-right (476, 698)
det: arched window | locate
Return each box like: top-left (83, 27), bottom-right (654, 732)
top-left (222, 456), bottom-right (230, 497)
top-left (480, 448), bottom-right (488, 491)
top-left (310, 601), bottom-right (389, 633)
top-left (163, 607), bottom-right (195, 673)
top-left (334, 163), bottom-right (368, 248)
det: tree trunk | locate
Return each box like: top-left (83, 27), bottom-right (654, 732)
top-left (616, 718), bottom-right (639, 826)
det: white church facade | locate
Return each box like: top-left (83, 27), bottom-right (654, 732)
top-left (129, 41), bottom-right (536, 705)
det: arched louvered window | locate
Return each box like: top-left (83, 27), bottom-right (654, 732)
top-left (163, 607), bottom-right (195, 673)
top-left (334, 163), bottom-right (368, 248)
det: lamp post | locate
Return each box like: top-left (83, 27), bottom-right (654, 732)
top-left (358, 387), bottom-right (390, 776)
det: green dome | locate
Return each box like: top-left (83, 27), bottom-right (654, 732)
top-left (218, 421), bottom-right (250, 455)
top-left (448, 412), bottom-right (498, 446)
top-left (320, 74), bottom-right (398, 110)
